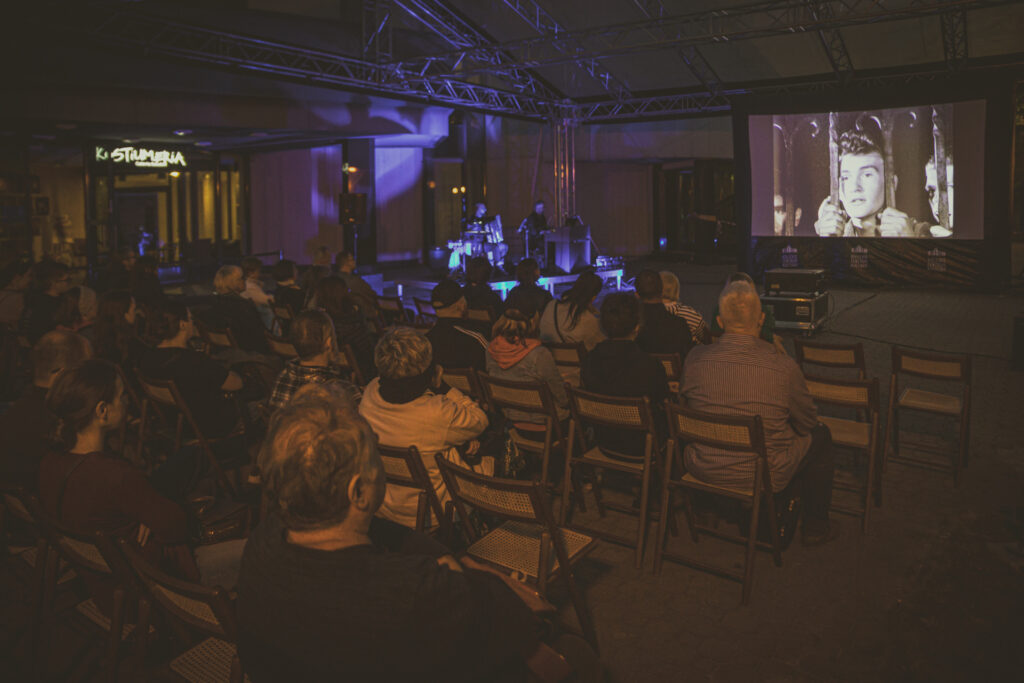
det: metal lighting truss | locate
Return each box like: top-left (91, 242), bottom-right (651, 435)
top-left (806, 1), bottom-right (855, 81)
top-left (627, 0), bottom-right (725, 97)
top-left (499, 0), bottom-right (632, 100)
top-left (394, 0), bottom-right (1013, 78)
top-left (940, 8), bottom-right (969, 69)
top-left (388, 0), bottom-right (564, 99)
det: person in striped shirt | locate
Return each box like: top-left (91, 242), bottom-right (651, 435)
top-left (659, 271), bottom-right (710, 345)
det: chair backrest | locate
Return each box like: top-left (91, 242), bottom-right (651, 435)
top-left (137, 373), bottom-right (180, 410)
top-left (891, 346), bottom-right (970, 382)
top-left (566, 386), bottom-right (653, 433)
top-left (265, 331), bottom-right (298, 359)
top-left (434, 454), bottom-right (543, 526)
top-left (377, 445), bottom-right (447, 532)
top-left (544, 342), bottom-right (585, 369)
top-left (665, 402), bottom-right (766, 456)
top-left (650, 352), bottom-right (682, 392)
top-left (441, 367), bottom-right (482, 401)
top-left (196, 321), bottom-right (237, 350)
top-left (477, 372), bottom-right (558, 422)
top-left (793, 339), bottom-right (866, 377)
top-left (118, 538), bottom-right (238, 641)
top-left (413, 298), bottom-right (437, 324)
top-left (804, 374), bottom-right (879, 412)
top-left (466, 308), bottom-right (494, 324)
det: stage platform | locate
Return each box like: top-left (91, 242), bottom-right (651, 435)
top-left (390, 267), bottom-right (624, 300)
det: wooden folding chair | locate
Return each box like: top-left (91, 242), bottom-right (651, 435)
top-left (332, 343), bottom-right (366, 387)
top-left (33, 515), bottom-right (152, 683)
top-left (805, 375), bottom-right (881, 532)
top-left (650, 353), bottom-right (682, 394)
top-left (441, 366), bottom-right (484, 404)
top-left (376, 445), bottom-right (453, 539)
top-left (195, 321), bottom-right (238, 353)
top-left (413, 298), bottom-right (438, 325)
top-left (136, 374), bottom-right (245, 499)
top-left (264, 330), bottom-right (298, 359)
top-left (562, 387), bottom-right (660, 569)
top-left (543, 341), bottom-right (585, 387)
top-left (884, 346), bottom-right (971, 484)
top-left (271, 303), bottom-right (294, 332)
top-left (375, 294), bottom-right (408, 328)
top-left (793, 338), bottom-right (867, 379)
top-left (477, 372), bottom-right (564, 489)
top-left (119, 539), bottom-right (247, 683)
top-left (434, 455), bottom-right (599, 650)
top-left (654, 403), bottom-right (783, 605)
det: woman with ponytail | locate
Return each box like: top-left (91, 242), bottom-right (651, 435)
top-left (38, 359), bottom-right (244, 603)
top-left (485, 295), bottom-right (568, 427)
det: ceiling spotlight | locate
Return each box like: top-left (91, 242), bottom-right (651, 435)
top-left (451, 187), bottom-right (459, 195)
top-left (173, 129), bottom-right (192, 136)
top-left (459, 186), bottom-right (466, 194)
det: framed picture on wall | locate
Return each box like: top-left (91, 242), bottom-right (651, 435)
top-left (34, 196), bottom-right (50, 216)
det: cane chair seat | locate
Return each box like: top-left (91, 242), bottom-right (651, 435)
top-left (678, 472), bottom-right (752, 498)
top-left (578, 446), bottom-right (644, 471)
top-left (818, 416), bottom-right (871, 449)
top-left (897, 388), bottom-right (961, 415)
top-left (75, 598), bottom-right (145, 639)
top-left (170, 637), bottom-right (251, 683)
top-left (466, 521), bottom-right (595, 580)
top-left (153, 584), bottom-right (219, 626)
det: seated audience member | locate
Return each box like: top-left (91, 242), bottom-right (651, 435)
top-left (507, 258), bottom-right (552, 318)
top-left (268, 310), bottom-right (360, 410)
top-left (425, 279), bottom-right (488, 372)
top-left (682, 282), bottom-right (838, 546)
top-left (239, 383), bottom-right (586, 682)
top-left (359, 328), bottom-right (491, 529)
top-left (300, 245), bottom-right (332, 307)
top-left (271, 259), bottom-right (305, 320)
top-left (0, 330), bottom-right (91, 490)
top-left (92, 290), bottom-right (145, 370)
top-left (486, 302), bottom-right (568, 427)
top-left (463, 256), bottom-right (503, 319)
top-left (24, 260), bottom-right (72, 343)
top-left (0, 259), bottom-right (33, 326)
top-left (539, 270), bottom-right (605, 351)
top-left (54, 285), bottom-right (98, 341)
top-left (659, 271), bottom-right (710, 345)
top-left (240, 256), bottom-right (275, 330)
top-left (130, 255), bottom-right (166, 310)
top-left (95, 247), bottom-right (135, 294)
top-left (334, 249), bottom-right (378, 320)
top-left (40, 360), bottom-right (245, 594)
top-left (634, 269), bottom-right (694, 363)
top-left (139, 300), bottom-right (243, 440)
top-left (310, 276), bottom-right (377, 382)
top-left (581, 293), bottom-right (669, 457)
top-left (708, 272), bottom-right (784, 352)
top-left (203, 265), bottom-right (272, 354)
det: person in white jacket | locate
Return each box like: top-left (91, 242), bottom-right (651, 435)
top-left (358, 327), bottom-right (492, 529)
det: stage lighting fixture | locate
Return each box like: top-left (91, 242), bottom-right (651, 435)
top-left (169, 171), bottom-right (181, 178)
top-left (451, 187), bottom-right (459, 194)
top-left (173, 129), bottom-right (192, 136)
top-left (459, 186), bottom-right (466, 193)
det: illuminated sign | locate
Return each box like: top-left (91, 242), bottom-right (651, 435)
top-left (94, 145), bottom-right (188, 169)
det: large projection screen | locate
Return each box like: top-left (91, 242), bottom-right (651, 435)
top-left (749, 100), bottom-right (985, 239)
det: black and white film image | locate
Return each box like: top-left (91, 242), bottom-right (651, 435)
top-left (769, 104), bottom-right (954, 239)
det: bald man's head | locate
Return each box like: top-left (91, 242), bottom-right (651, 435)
top-left (716, 282), bottom-right (764, 336)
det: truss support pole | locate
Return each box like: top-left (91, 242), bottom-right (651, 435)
top-left (553, 119), bottom-right (576, 226)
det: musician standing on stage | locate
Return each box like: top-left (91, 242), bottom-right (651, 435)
top-left (520, 199), bottom-right (549, 262)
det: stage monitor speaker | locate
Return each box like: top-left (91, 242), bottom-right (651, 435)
top-left (339, 193), bottom-right (367, 224)
top-left (765, 268), bottom-right (826, 296)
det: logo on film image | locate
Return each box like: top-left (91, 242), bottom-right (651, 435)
top-left (781, 244), bottom-right (799, 268)
top-left (850, 246), bottom-right (869, 270)
top-left (95, 145), bottom-right (188, 169)
top-left (927, 248), bottom-right (947, 273)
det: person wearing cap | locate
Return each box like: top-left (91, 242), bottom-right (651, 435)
top-left (425, 280), bottom-right (489, 372)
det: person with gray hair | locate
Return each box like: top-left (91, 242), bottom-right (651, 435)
top-left (681, 281), bottom-right (839, 546)
top-left (358, 327), bottom-right (491, 529)
top-left (198, 264), bottom-right (271, 354)
top-left (658, 270), bottom-right (710, 345)
top-left (238, 382), bottom-right (575, 681)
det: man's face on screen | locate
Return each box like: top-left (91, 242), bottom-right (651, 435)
top-left (839, 152), bottom-right (885, 220)
top-left (925, 162), bottom-right (954, 227)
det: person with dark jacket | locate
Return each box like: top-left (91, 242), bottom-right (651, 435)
top-left (23, 260), bottom-right (73, 343)
top-left (0, 330), bottom-right (92, 490)
top-left (634, 269), bottom-right (694, 364)
top-left (271, 260), bottom-right (305, 319)
top-left (202, 265), bottom-right (272, 354)
top-left (463, 257), bottom-right (504, 320)
top-left (506, 259), bottom-right (551, 320)
top-left (309, 276), bottom-right (377, 382)
top-left (425, 280), bottom-right (489, 372)
top-left (334, 249), bottom-right (378, 321)
top-left (581, 294), bottom-right (670, 458)
top-left (130, 255), bottom-right (166, 310)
